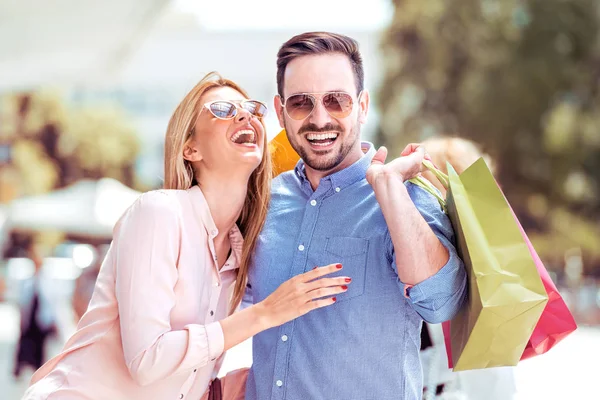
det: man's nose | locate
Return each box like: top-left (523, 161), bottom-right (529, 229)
top-left (307, 98), bottom-right (333, 126)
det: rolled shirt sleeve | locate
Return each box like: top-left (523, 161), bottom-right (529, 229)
top-left (386, 182), bottom-right (468, 324)
top-left (113, 191), bottom-right (224, 386)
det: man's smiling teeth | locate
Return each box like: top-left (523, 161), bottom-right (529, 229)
top-left (231, 129), bottom-right (256, 144)
top-left (306, 132), bottom-right (338, 141)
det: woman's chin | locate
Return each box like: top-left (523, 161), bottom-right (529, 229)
top-left (235, 152), bottom-right (263, 172)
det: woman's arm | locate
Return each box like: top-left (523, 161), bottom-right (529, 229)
top-left (219, 263), bottom-right (350, 350)
top-left (113, 191), bottom-right (349, 386)
top-left (114, 191), bottom-right (208, 386)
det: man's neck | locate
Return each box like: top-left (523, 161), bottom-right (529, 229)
top-left (304, 145), bottom-right (365, 191)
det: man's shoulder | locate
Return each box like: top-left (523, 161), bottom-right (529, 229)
top-left (402, 181), bottom-right (450, 227)
top-left (404, 181), bottom-right (441, 208)
top-left (272, 170), bottom-right (301, 195)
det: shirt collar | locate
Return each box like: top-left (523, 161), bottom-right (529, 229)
top-left (188, 185), bottom-right (244, 271)
top-left (293, 142), bottom-right (376, 191)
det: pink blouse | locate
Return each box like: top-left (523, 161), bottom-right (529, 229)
top-left (24, 186), bottom-right (243, 400)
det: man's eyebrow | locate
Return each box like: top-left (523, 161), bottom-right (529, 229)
top-left (286, 89), bottom-right (350, 96)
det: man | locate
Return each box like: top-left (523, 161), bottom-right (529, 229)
top-left (246, 32), bottom-right (467, 400)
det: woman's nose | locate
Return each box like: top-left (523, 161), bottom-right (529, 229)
top-left (235, 107), bottom-right (252, 123)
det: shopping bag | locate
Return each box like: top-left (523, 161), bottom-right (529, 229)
top-left (410, 159), bottom-right (549, 371)
top-left (512, 209), bottom-right (577, 360)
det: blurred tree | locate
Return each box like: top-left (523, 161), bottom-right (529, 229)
top-left (379, 0), bottom-right (600, 273)
top-left (0, 90), bottom-right (140, 196)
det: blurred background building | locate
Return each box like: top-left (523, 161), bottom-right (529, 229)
top-left (1, 0), bottom-right (599, 399)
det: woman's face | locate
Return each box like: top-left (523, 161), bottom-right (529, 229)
top-left (184, 86), bottom-right (265, 177)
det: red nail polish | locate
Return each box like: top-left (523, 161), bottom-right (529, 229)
top-left (336, 264), bottom-right (342, 269)
top-left (332, 297), bottom-right (337, 302)
top-left (341, 285), bottom-right (348, 290)
top-left (345, 278), bottom-right (352, 283)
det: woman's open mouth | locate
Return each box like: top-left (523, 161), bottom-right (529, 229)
top-left (230, 129), bottom-right (257, 146)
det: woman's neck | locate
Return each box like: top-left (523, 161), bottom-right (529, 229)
top-left (196, 170), bottom-right (248, 236)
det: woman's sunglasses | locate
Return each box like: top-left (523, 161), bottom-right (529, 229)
top-left (281, 91), bottom-right (360, 121)
top-left (204, 100), bottom-right (268, 120)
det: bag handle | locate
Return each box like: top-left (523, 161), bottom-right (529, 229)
top-left (407, 160), bottom-right (451, 213)
top-left (422, 159), bottom-right (450, 189)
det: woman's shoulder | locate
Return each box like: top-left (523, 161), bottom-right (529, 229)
top-left (136, 189), bottom-right (183, 213)
top-left (116, 189), bottom-right (186, 229)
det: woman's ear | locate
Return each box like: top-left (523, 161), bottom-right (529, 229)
top-left (183, 137), bottom-right (202, 162)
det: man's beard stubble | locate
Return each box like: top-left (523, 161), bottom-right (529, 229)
top-left (284, 119), bottom-right (361, 172)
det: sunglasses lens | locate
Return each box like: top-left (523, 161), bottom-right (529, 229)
top-left (285, 94), bottom-right (315, 120)
top-left (209, 102), bottom-right (237, 119)
top-left (323, 93), bottom-right (354, 118)
top-left (243, 101), bottom-right (268, 118)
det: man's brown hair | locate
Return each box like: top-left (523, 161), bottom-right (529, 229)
top-left (276, 32), bottom-right (365, 98)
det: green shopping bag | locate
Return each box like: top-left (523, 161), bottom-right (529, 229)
top-left (410, 158), bottom-right (548, 371)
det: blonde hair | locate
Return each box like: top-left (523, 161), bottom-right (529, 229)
top-left (421, 137), bottom-right (495, 175)
top-left (164, 71), bottom-right (272, 313)
top-left (421, 137), bottom-right (495, 195)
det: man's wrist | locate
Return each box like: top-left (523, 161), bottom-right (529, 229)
top-left (372, 170), bottom-right (407, 189)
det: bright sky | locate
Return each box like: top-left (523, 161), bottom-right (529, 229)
top-left (174, 0), bottom-right (393, 31)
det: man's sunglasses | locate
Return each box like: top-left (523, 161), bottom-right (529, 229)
top-left (203, 100), bottom-right (268, 120)
top-left (281, 91), bottom-right (361, 120)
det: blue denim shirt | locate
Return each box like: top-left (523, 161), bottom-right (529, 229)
top-left (245, 142), bottom-right (467, 400)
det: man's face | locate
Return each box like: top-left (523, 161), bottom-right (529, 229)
top-left (275, 53), bottom-right (369, 172)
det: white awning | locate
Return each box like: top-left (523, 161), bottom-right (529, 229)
top-left (0, 0), bottom-right (171, 91)
top-left (7, 178), bottom-right (141, 238)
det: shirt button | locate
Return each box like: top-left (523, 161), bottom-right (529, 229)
top-left (276, 380), bottom-right (283, 387)
top-left (179, 395), bottom-right (184, 399)
top-left (310, 199), bottom-right (317, 206)
top-left (335, 187), bottom-right (341, 192)
top-left (214, 281), bottom-right (220, 287)
top-left (298, 244), bottom-right (305, 251)
top-left (210, 310), bottom-right (214, 316)
top-left (194, 369), bottom-right (197, 372)
top-left (211, 229), bottom-right (218, 236)
top-left (281, 335), bottom-right (288, 342)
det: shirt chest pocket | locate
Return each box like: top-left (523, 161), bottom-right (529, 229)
top-left (322, 236), bottom-right (369, 303)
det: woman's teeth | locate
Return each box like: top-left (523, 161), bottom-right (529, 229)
top-left (231, 129), bottom-right (256, 144)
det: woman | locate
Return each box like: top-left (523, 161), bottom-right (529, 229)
top-left (420, 137), bottom-right (496, 197)
top-left (23, 72), bottom-right (350, 400)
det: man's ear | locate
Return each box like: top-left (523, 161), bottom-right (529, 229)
top-left (358, 90), bottom-right (369, 124)
top-left (274, 95), bottom-right (285, 128)
top-left (182, 137), bottom-right (202, 162)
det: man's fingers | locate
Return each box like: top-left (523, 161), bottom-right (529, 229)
top-left (400, 143), bottom-right (421, 157)
top-left (371, 146), bottom-right (388, 165)
top-left (403, 145), bottom-right (426, 165)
